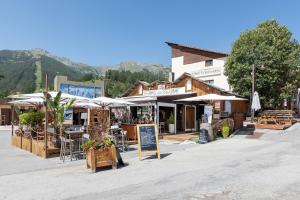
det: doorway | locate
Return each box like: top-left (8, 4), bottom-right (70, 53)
top-left (185, 105), bottom-right (196, 132)
top-left (157, 102), bottom-right (176, 134)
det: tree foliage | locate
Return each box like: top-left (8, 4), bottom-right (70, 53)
top-left (225, 20), bottom-right (300, 108)
top-left (105, 69), bottom-right (167, 97)
top-left (46, 91), bottom-right (75, 136)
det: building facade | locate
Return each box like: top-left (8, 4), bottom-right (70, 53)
top-left (167, 42), bottom-right (231, 91)
top-left (123, 73), bottom-right (248, 133)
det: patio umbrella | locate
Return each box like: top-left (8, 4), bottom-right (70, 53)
top-left (8, 97), bottom-right (44, 106)
top-left (8, 91), bottom-right (89, 101)
top-left (91, 97), bottom-right (135, 107)
top-left (251, 91), bottom-right (261, 111)
top-left (72, 102), bottom-right (101, 109)
top-left (297, 88), bottom-right (300, 110)
top-left (175, 94), bottom-right (247, 102)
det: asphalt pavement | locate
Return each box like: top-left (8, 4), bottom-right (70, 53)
top-left (1, 124), bottom-right (300, 200)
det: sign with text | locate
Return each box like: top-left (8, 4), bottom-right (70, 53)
top-left (137, 124), bottom-right (160, 160)
top-left (60, 83), bottom-right (102, 98)
top-left (191, 67), bottom-right (221, 78)
top-left (143, 87), bottom-right (186, 97)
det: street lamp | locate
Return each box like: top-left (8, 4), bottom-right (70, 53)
top-left (251, 64), bottom-right (265, 122)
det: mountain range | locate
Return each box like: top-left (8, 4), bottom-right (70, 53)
top-left (0, 49), bottom-right (169, 96)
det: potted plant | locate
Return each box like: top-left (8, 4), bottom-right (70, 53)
top-left (82, 135), bottom-right (118, 173)
top-left (168, 112), bottom-right (175, 133)
top-left (222, 121), bottom-right (230, 138)
top-left (18, 111), bottom-right (44, 151)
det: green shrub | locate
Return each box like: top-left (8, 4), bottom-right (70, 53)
top-left (222, 121), bottom-right (230, 138)
top-left (19, 111), bottom-right (44, 126)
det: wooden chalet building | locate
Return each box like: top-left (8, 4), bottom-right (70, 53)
top-left (122, 73), bottom-right (248, 134)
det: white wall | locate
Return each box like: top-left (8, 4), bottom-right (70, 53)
top-left (171, 57), bottom-right (231, 91)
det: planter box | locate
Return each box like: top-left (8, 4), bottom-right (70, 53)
top-left (169, 124), bottom-right (175, 133)
top-left (21, 137), bottom-right (32, 152)
top-left (11, 135), bottom-right (22, 148)
top-left (86, 145), bottom-right (117, 173)
top-left (32, 140), bottom-right (45, 158)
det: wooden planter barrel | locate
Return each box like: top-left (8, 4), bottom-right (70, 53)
top-left (86, 145), bottom-right (117, 173)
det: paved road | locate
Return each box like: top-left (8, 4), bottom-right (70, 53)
top-left (1, 124), bottom-right (300, 200)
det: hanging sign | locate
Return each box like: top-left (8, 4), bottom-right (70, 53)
top-left (137, 124), bottom-right (160, 160)
top-left (143, 87), bottom-right (186, 97)
top-left (191, 67), bottom-right (221, 78)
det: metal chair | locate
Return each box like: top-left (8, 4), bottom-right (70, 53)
top-left (59, 136), bottom-right (74, 162)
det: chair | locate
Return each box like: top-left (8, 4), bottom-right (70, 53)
top-left (1, 115), bottom-right (5, 125)
top-left (159, 122), bottom-right (166, 134)
top-left (59, 136), bottom-right (74, 162)
top-left (31, 128), bottom-right (45, 141)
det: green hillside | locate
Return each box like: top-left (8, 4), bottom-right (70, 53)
top-left (0, 49), bottom-right (170, 98)
top-left (0, 50), bottom-right (86, 97)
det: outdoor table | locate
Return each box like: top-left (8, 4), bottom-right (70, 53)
top-left (64, 130), bottom-right (84, 161)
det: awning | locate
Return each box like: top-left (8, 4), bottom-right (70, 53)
top-left (175, 94), bottom-right (247, 102)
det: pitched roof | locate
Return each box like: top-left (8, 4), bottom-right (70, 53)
top-left (122, 80), bottom-right (150, 97)
top-left (166, 42), bottom-right (228, 58)
top-left (174, 72), bottom-right (244, 97)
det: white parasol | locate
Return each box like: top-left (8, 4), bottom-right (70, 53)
top-left (251, 91), bottom-right (261, 111)
top-left (91, 97), bottom-right (135, 107)
top-left (8, 97), bottom-right (44, 106)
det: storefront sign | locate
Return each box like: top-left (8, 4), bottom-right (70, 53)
top-left (191, 67), bottom-right (221, 78)
top-left (143, 87), bottom-right (186, 96)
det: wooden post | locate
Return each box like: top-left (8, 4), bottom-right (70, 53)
top-left (44, 73), bottom-right (48, 157)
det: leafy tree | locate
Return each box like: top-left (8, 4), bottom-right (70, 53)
top-left (46, 91), bottom-right (75, 139)
top-left (0, 74), bottom-right (4, 80)
top-left (104, 69), bottom-right (167, 97)
top-left (225, 19), bottom-right (300, 108)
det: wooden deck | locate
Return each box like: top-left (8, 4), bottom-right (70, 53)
top-left (161, 132), bottom-right (198, 142)
top-left (11, 135), bottom-right (60, 158)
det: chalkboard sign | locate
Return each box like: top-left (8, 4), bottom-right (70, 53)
top-left (137, 124), bottom-right (160, 160)
top-left (199, 129), bottom-right (209, 144)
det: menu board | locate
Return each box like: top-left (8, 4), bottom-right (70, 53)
top-left (137, 124), bottom-right (160, 160)
top-left (139, 126), bottom-right (157, 151)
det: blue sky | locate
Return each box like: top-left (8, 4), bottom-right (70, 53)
top-left (0, 0), bottom-right (300, 66)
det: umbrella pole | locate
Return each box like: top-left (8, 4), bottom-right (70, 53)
top-left (44, 73), bottom-right (48, 158)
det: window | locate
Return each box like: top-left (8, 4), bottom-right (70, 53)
top-left (138, 85), bottom-right (143, 95)
top-left (205, 59), bottom-right (213, 67)
top-left (158, 84), bottom-right (165, 90)
top-left (204, 80), bottom-right (214, 85)
top-left (186, 79), bottom-right (192, 91)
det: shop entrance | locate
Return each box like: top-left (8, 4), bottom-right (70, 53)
top-left (185, 105), bottom-right (196, 132)
top-left (158, 102), bottom-right (176, 134)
